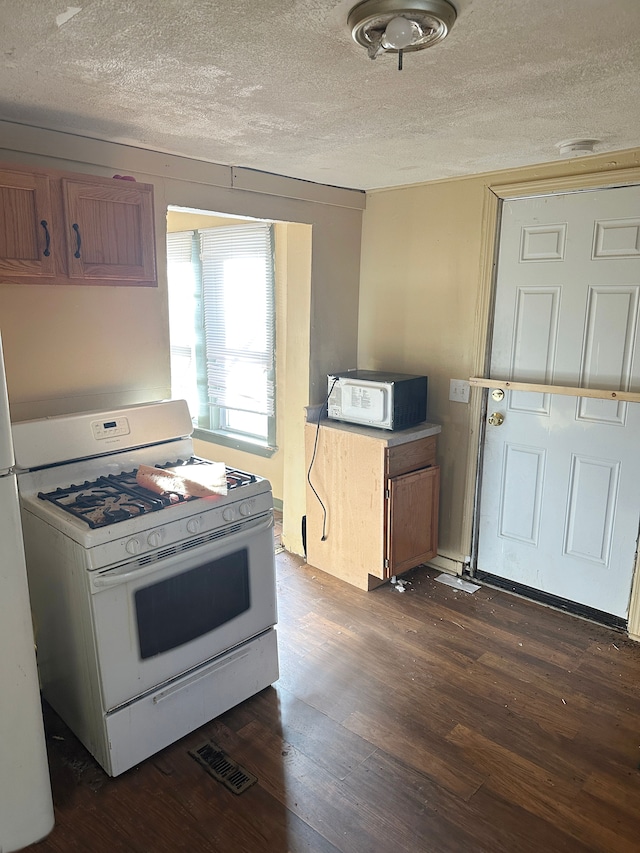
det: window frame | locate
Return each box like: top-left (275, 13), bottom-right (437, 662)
top-left (167, 220), bottom-right (277, 458)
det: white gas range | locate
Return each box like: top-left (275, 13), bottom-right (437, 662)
top-left (12, 399), bottom-right (279, 777)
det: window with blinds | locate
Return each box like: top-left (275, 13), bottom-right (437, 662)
top-left (167, 221), bottom-right (276, 451)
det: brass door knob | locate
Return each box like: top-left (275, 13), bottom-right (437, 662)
top-left (488, 412), bottom-right (505, 426)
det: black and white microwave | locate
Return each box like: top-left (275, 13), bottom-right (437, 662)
top-left (327, 370), bottom-right (428, 431)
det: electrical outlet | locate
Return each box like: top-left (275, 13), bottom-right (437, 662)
top-left (449, 379), bottom-right (470, 403)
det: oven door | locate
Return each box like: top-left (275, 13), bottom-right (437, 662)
top-left (88, 511), bottom-right (277, 710)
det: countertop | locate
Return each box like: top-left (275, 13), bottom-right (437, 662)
top-left (304, 408), bottom-right (441, 447)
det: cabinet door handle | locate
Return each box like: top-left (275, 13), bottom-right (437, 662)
top-left (40, 220), bottom-right (51, 257)
top-left (72, 223), bottom-right (82, 258)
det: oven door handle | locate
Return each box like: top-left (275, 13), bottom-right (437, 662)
top-left (91, 513), bottom-right (273, 590)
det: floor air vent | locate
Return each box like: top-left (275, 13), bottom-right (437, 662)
top-left (189, 741), bottom-right (257, 794)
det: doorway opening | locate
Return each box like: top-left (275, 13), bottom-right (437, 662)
top-left (166, 205), bottom-right (313, 557)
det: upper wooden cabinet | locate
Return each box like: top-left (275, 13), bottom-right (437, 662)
top-left (0, 163), bottom-right (157, 287)
top-left (62, 178), bottom-right (156, 283)
top-left (0, 168), bottom-right (57, 280)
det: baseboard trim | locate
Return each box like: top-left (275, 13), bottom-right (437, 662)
top-left (426, 554), bottom-right (465, 576)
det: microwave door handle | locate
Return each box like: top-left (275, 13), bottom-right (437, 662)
top-left (91, 513), bottom-right (273, 590)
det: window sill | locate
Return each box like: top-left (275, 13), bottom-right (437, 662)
top-left (193, 428), bottom-right (278, 459)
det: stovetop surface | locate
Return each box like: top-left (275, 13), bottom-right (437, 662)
top-left (14, 404), bottom-right (274, 565)
top-left (36, 457), bottom-right (258, 530)
top-left (17, 438), bottom-right (273, 560)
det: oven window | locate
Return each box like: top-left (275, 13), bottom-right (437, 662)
top-left (135, 549), bottom-right (250, 659)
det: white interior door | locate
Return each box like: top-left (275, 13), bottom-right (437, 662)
top-left (477, 185), bottom-right (640, 619)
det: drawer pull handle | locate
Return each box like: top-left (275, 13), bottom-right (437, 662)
top-left (152, 649), bottom-right (249, 703)
top-left (40, 220), bottom-right (51, 257)
top-left (72, 223), bottom-right (82, 258)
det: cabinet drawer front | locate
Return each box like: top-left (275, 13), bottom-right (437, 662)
top-left (386, 436), bottom-right (436, 477)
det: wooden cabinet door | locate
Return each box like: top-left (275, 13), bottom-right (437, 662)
top-left (385, 465), bottom-right (440, 577)
top-left (0, 169), bottom-right (57, 279)
top-left (62, 179), bottom-right (156, 284)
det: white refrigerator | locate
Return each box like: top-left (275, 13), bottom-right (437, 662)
top-left (0, 332), bottom-right (54, 852)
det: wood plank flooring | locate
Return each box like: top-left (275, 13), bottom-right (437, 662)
top-left (24, 553), bottom-right (640, 853)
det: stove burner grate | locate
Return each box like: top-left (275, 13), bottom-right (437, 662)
top-left (37, 458), bottom-right (259, 529)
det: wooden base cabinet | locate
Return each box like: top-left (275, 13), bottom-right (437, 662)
top-left (305, 420), bottom-right (441, 591)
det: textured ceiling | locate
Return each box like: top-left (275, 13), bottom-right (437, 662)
top-left (1, 0), bottom-right (639, 190)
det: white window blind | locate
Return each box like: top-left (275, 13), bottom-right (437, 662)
top-left (199, 223), bottom-right (275, 423)
top-left (167, 230), bottom-right (194, 264)
top-left (168, 220), bottom-right (276, 449)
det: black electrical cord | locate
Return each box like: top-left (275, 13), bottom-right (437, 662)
top-left (307, 378), bottom-right (338, 541)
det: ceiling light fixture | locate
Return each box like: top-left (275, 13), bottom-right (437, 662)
top-left (348, 0), bottom-right (457, 70)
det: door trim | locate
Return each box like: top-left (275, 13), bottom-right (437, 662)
top-left (464, 166), bottom-right (640, 639)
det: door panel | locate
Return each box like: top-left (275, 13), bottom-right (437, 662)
top-left (478, 185), bottom-right (640, 618)
top-left (577, 285), bottom-right (639, 425)
top-left (498, 443), bottom-right (545, 546)
top-left (563, 454), bottom-right (619, 564)
top-left (509, 286), bottom-right (560, 414)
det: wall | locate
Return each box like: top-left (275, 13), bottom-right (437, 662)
top-left (4, 118), bottom-right (637, 574)
top-left (358, 147), bottom-right (640, 564)
top-left (278, 222), bottom-right (312, 540)
top-left (0, 120), bottom-right (364, 555)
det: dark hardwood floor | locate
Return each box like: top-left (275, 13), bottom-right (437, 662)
top-left (25, 551), bottom-right (640, 853)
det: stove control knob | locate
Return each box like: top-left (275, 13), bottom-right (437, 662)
top-left (239, 502), bottom-right (251, 517)
top-left (125, 537), bottom-right (141, 555)
top-left (222, 507), bottom-right (235, 523)
top-left (147, 531), bottom-right (162, 548)
top-left (186, 517), bottom-right (202, 534)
